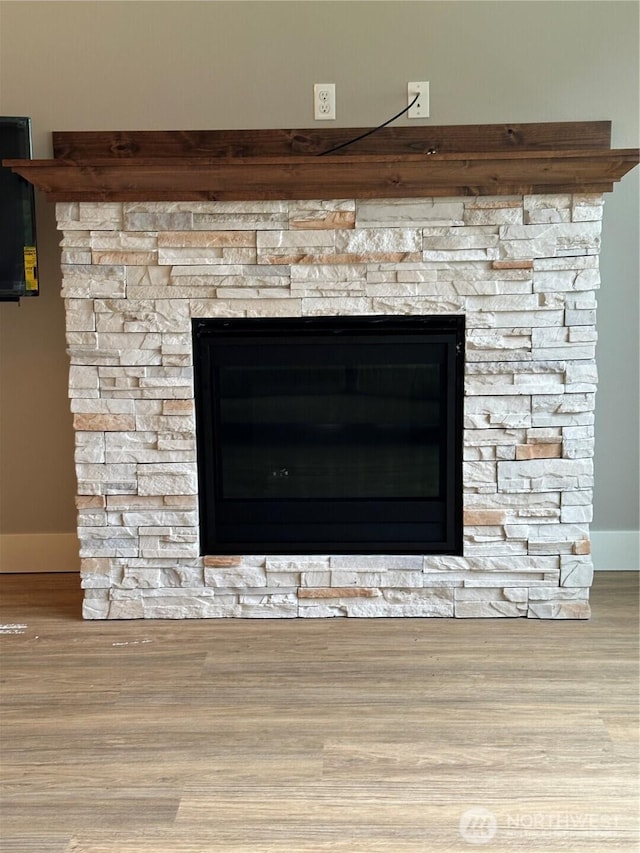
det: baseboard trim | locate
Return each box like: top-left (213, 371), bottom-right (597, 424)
top-left (591, 530), bottom-right (640, 571)
top-left (0, 533), bottom-right (80, 573)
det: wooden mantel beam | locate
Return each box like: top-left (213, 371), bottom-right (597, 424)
top-left (4, 123), bottom-right (639, 203)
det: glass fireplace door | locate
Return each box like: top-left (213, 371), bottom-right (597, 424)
top-left (193, 315), bottom-right (463, 555)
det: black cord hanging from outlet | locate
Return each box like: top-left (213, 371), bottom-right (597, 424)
top-left (317, 93), bottom-right (420, 156)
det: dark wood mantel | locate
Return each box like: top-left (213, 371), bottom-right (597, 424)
top-left (5, 122), bottom-right (639, 202)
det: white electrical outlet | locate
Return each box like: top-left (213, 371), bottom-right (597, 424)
top-left (407, 81), bottom-right (429, 119)
top-left (314, 83), bottom-right (336, 121)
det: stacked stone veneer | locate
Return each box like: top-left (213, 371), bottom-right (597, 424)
top-left (58, 193), bottom-right (603, 619)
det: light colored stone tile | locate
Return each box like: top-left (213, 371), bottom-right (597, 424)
top-left (465, 492), bottom-right (561, 525)
top-left (466, 329), bottom-right (532, 360)
top-left (300, 571), bottom-right (332, 587)
top-left (302, 296), bottom-right (371, 316)
top-left (562, 439), bottom-right (595, 461)
top-left (463, 460), bottom-right (497, 486)
top-left (467, 309), bottom-right (566, 330)
top-left (456, 586), bottom-right (520, 601)
top-left (124, 211), bottom-right (194, 231)
top-left (465, 395), bottom-right (532, 429)
top-left (82, 592), bottom-right (111, 619)
top-left (464, 206), bottom-right (523, 226)
top-left (257, 230), bottom-right (336, 249)
top-left (565, 308), bottom-right (597, 326)
top-left (64, 299), bottom-right (97, 333)
top-left (461, 572), bottom-right (553, 587)
top-left (330, 571), bottom-right (424, 588)
top-left (424, 248), bottom-right (499, 262)
top-left (466, 362), bottom-right (565, 397)
top-left (299, 588), bottom-right (454, 617)
top-left (424, 555), bottom-right (559, 573)
top-left (524, 208), bottom-right (571, 225)
top-left (62, 249), bottom-right (93, 264)
top-left (265, 572), bottom-right (300, 588)
top-left (455, 600), bottom-right (527, 617)
top-left (289, 208), bottom-right (356, 230)
top-left (190, 297), bottom-right (302, 318)
top-left (75, 432), bottom-right (106, 464)
top-left (534, 255), bottom-right (599, 272)
top-left (118, 509), bottom-right (197, 528)
top-left (158, 231), bottom-right (256, 247)
top-left (572, 196), bottom-right (604, 222)
top-left (235, 594), bottom-right (298, 618)
top-left (498, 457), bottom-right (594, 493)
top-left (58, 203), bottom-right (123, 231)
top-left (291, 264), bottom-right (365, 283)
top-left (560, 505), bottom-right (593, 527)
top-left (139, 535), bottom-right (199, 560)
top-left (266, 557), bottom-right (330, 571)
top-left (158, 247), bottom-right (256, 265)
top-left (62, 266), bottom-right (127, 300)
top-left (373, 295), bottom-right (464, 315)
top-left (119, 565), bottom-right (204, 589)
top-left (356, 199), bottom-right (464, 227)
top-left (329, 555), bottom-right (424, 570)
top-left (215, 287), bottom-right (291, 299)
top-left (527, 600), bottom-right (590, 619)
top-left (106, 495), bottom-right (165, 510)
top-left (423, 227), bottom-right (499, 251)
top-left (118, 300), bottom-right (191, 334)
top-left (464, 427), bottom-right (525, 446)
top-left (93, 251), bottom-right (158, 266)
top-left (531, 393), bottom-right (596, 427)
top-left (352, 589), bottom-right (454, 617)
top-left (337, 228), bottom-right (422, 254)
top-left (559, 555), bottom-right (594, 587)
top-left (137, 464), bottom-right (198, 496)
top-left (204, 566), bottom-right (268, 588)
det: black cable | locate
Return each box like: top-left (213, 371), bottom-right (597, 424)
top-left (317, 93), bottom-right (420, 156)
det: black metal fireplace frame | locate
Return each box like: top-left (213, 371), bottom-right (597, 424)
top-left (193, 315), bottom-right (464, 556)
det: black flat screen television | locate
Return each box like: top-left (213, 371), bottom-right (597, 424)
top-left (0, 117), bottom-right (38, 301)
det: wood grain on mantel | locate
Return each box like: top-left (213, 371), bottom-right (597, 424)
top-left (50, 121), bottom-right (615, 159)
top-left (5, 122), bottom-right (639, 202)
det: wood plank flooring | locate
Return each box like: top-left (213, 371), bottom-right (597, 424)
top-left (1, 571), bottom-right (638, 852)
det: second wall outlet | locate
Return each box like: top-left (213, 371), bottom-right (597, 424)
top-left (408, 82), bottom-right (429, 119)
top-left (314, 83), bottom-right (336, 120)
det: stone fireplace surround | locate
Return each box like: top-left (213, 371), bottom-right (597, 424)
top-left (62, 192), bottom-right (603, 620)
top-left (9, 123), bottom-right (638, 619)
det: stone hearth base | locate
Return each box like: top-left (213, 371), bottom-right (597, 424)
top-left (59, 194), bottom-right (601, 618)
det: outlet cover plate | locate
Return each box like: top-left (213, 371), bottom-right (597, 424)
top-left (314, 83), bottom-right (336, 121)
top-left (408, 82), bottom-right (429, 119)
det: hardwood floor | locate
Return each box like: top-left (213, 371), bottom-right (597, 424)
top-left (1, 571), bottom-right (637, 852)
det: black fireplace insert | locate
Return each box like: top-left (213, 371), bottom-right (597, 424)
top-left (192, 315), bottom-right (464, 555)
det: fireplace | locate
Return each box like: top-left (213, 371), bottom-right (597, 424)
top-left (6, 122), bottom-right (638, 618)
top-left (192, 315), bottom-right (464, 555)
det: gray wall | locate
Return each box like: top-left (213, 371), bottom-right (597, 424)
top-left (0, 1), bottom-right (638, 547)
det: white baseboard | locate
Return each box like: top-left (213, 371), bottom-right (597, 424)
top-left (591, 530), bottom-right (640, 571)
top-left (0, 533), bottom-right (80, 573)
